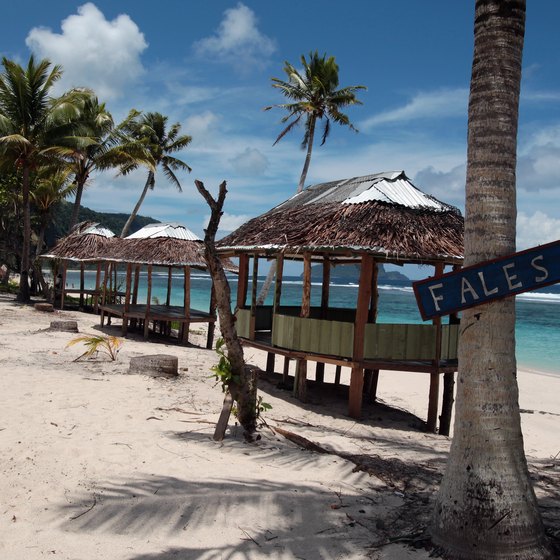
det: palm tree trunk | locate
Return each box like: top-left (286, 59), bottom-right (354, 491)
top-left (431, 2), bottom-right (552, 558)
top-left (257, 117), bottom-right (318, 304)
top-left (297, 116), bottom-right (316, 193)
top-left (69, 178), bottom-right (86, 232)
top-left (120, 171), bottom-right (154, 238)
top-left (17, 164), bottom-right (31, 303)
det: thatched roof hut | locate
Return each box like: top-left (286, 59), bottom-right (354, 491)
top-left (218, 171), bottom-right (463, 264)
top-left (217, 171), bottom-right (464, 432)
top-left (41, 222), bottom-right (117, 263)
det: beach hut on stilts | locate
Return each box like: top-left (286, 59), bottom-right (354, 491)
top-left (40, 222), bottom-right (117, 312)
top-left (217, 171), bottom-right (464, 434)
top-left (97, 223), bottom-right (237, 347)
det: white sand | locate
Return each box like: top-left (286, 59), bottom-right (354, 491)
top-left (0, 293), bottom-right (558, 559)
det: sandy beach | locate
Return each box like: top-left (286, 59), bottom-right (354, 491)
top-left (0, 293), bottom-right (558, 560)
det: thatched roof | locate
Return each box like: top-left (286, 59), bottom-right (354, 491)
top-left (41, 222), bottom-right (117, 262)
top-left (41, 222), bottom-right (237, 272)
top-left (218, 171), bottom-right (464, 264)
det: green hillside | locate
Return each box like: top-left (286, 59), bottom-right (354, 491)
top-left (44, 201), bottom-right (160, 247)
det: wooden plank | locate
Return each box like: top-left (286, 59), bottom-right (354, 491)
top-left (182, 266), bottom-right (191, 344)
top-left (94, 263), bottom-right (101, 314)
top-left (266, 352), bottom-right (275, 373)
top-left (122, 263), bottom-right (132, 336)
top-left (132, 265), bottom-right (140, 304)
top-left (60, 262), bottom-right (68, 310)
top-left (300, 252), bottom-right (312, 318)
top-left (79, 263), bottom-right (85, 308)
top-left (321, 257), bottom-right (330, 314)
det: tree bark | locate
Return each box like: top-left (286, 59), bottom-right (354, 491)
top-left (431, 2), bottom-right (553, 558)
top-left (69, 176), bottom-right (87, 232)
top-left (297, 116), bottom-right (316, 193)
top-left (194, 179), bottom-right (257, 439)
top-left (17, 164), bottom-right (31, 303)
top-left (120, 171), bottom-right (154, 238)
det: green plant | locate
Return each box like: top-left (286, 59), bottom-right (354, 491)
top-left (66, 334), bottom-right (123, 362)
top-left (256, 395), bottom-right (272, 418)
top-left (210, 337), bottom-right (239, 391)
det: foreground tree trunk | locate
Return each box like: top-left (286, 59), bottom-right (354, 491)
top-left (194, 179), bottom-right (257, 438)
top-left (431, 2), bottom-right (553, 558)
top-left (17, 165), bottom-right (31, 303)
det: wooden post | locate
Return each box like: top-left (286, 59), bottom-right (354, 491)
top-left (282, 357), bottom-right (291, 387)
top-left (122, 263), bottom-right (132, 336)
top-left (316, 256), bottom-right (330, 384)
top-left (266, 352), bottom-right (275, 373)
top-left (144, 264), bottom-right (153, 339)
top-left (273, 254), bottom-right (284, 313)
top-left (294, 252), bottom-right (312, 401)
top-left (94, 263), bottom-right (101, 314)
top-left (79, 263), bottom-right (85, 309)
top-left (60, 262), bottom-right (68, 310)
top-left (132, 265), bottom-right (140, 304)
top-left (334, 365), bottom-right (342, 386)
top-left (439, 372), bottom-right (455, 436)
top-left (367, 260), bottom-right (380, 402)
top-left (427, 262), bottom-right (445, 433)
top-left (166, 267), bottom-right (173, 307)
top-left (249, 255), bottom-right (259, 340)
top-left (181, 266), bottom-right (191, 344)
top-left (207, 283), bottom-right (217, 349)
top-left (236, 253), bottom-right (249, 311)
top-left (349, 254), bottom-right (374, 418)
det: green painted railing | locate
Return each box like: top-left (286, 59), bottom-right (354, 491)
top-left (235, 308), bottom-right (459, 362)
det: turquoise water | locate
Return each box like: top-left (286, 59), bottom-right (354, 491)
top-left (62, 270), bottom-right (560, 376)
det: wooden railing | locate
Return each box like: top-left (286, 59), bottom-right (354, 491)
top-left (235, 307), bottom-right (459, 362)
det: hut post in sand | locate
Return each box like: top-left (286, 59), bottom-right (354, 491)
top-left (217, 171), bottom-right (463, 433)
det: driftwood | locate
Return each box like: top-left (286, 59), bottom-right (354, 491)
top-left (49, 320), bottom-right (79, 332)
top-left (129, 354), bottom-right (178, 378)
top-left (34, 303), bottom-right (54, 313)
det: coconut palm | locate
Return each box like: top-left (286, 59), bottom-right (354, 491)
top-left (258, 52), bottom-right (365, 305)
top-left (431, 1), bottom-right (552, 558)
top-left (266, 51), bottom-right (365, 193)
top-left (120, 112), bottom-right (192, 238)
top-left (0, 56), bottom-right (86, 302)
top-left (52, 94), bottom-right (145, 231)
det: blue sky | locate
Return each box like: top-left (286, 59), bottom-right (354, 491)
top-left (2, 1), bottom-right (560, 276)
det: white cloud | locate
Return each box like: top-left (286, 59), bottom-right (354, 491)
top-left (413, 164), bottom-right (466, 208)
top-left (361, 88), bottom-right (468, 130)
top-left (203, 212), bottom-right (253, 233)
top-left (26, 3), bottom-right (147, 100)
top-left (184, 111), bottom-right (220, 141)
top-left (193, 3), bottom-right (275, 72)
top-left (517, 211), bottom-right (560, 249)
top-left (229, 147), bottom-right (269, 175)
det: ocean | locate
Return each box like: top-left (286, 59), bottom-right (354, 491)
top-left (61, 269), bottom-right (560, 376)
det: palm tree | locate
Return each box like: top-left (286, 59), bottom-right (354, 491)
top-left (120, 112), bottom-right (192, 238)
top-left (0, 56), bottom-right (85, 302)
top-left (431, 1), bottom-right (553, 558)
top-left (257, 52), bottom-right (365, 305)
top-left (52, 94), bottom-right (144, 231)
top-left (266, 51), bottom-right (365, 193)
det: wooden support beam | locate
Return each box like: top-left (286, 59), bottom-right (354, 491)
top-left (316, 257), bottom-right (330, 385)
top-left (236, 253), bottom-right (249, 310)
top-left (94, 263), bottom-right (101, 314)
top-left (282, 357), bottom-right (291, 387)
top-left (266, 352), bottom-right (275, 373)
top-left (273, 254), bottom-right (284, 313)
top-left (132, 265), bottom-right (140, 304)
top-left (427, 262), bottom-right (445, 432)
top-left (334, 365), bottom-right (342, 386)
top-left (182, 266), bottom-right (191, 344)
top-left (60, 262), bottom-right (68, 310)
top-left (144, 264), bottom-right (153, 339)
top-left (166, 267), bottom-right (173, 307)
top-left (349, 254), bottom-right (374, 419)
top-left (249, 255), bottom-right (258, 340)
top-left (294, 252), bottom-right (312, 401)
top-left (122, 263), bottom-right (132, 336)
top-left (79, 263), bottom-right (85, 309)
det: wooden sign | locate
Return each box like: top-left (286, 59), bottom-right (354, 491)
top-left (413, 239), bottom-right (560, 320)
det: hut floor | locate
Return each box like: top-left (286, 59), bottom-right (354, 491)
top-left (99, 303), bottom-right (215, 324)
